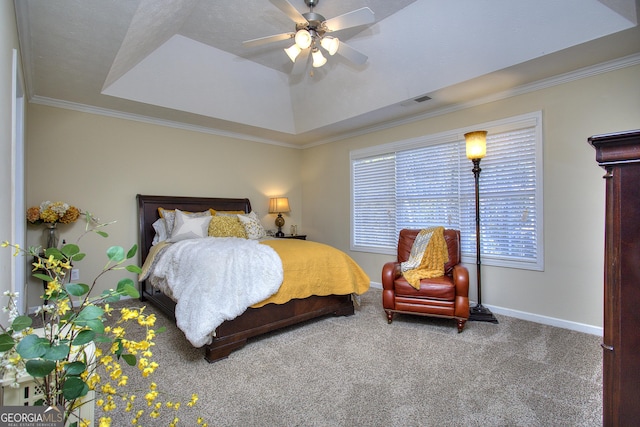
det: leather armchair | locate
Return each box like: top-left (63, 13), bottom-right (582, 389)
top-left (382, 229), bottom-right (469, 332)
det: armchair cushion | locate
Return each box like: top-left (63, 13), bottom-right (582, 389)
top-left (393, 276), bottom-right (456, 300)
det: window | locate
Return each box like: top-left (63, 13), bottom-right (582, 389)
top-left (350, 112), bottom-right (543, 271)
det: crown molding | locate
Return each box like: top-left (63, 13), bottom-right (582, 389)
top-left (29, 53), bottom-right (640, 150)
top-left (29, 96), bottom-right (302, 149)
top-left (302, 52), bottom-right (640, 149)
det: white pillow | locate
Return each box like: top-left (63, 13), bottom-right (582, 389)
top-left (159, 208), bottom-right (211, 236)
top-left (169, 209), bottom-right (212, 242)
top-left (151, 218), bottom-right (168, 245)
top-left (238, 211), bottom-right (267, 240)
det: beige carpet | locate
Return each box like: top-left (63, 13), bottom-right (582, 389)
top-left (94, 289), bottom-right (602, 426)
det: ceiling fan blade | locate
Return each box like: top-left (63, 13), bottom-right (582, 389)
top-left (291, 47), bottom-right (310, 75)
top-left (337, 41), bottom-right (368, 65)
top-left (269, 0), bottom-right (308, 26)
top-left (243, 32), bottom-right (294, 48)
top-left (323, 7), bottom-right (375, 32)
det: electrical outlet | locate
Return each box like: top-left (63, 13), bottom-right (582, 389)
top-left (71, 268), bottom-right (80, 281)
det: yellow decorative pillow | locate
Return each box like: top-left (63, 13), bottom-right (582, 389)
top-left (158, 207), bottom-right (217, 217)
top-left (216, 210), bottom-right (246, 215)
top-left (208, 215), bottom-right (247, 238)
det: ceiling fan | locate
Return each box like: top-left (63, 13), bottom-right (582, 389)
top-left (243, 0), bottom-right (375, 72)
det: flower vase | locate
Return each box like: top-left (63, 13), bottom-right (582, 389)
top-left (44, 223), bottom-right (59, 249)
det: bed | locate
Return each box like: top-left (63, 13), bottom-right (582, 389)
top-left (136, 194), bottom-right (370, 362)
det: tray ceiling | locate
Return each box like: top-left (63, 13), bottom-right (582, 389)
top-left (15, 0), bottom-right (640, 146)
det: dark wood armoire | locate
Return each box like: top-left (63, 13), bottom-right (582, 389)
top-left (589, 129), bottom-right (640, 426)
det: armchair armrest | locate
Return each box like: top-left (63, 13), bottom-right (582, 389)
top-left (382, 261), bottom-right (401, 311)
top-left (452, 264), bottom-right (469, 297)
top-left (452, 264), bottom-right (470, 319)
top-left (382, 261), bottom-right (401, 290)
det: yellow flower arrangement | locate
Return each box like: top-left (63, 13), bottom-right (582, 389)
top-left (1, 216), bottom-right (208, 427)
top-left (27, 201), bottom-right (81, 225)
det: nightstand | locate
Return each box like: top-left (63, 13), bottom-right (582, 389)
top-left (277, 235), bottom-right (307, 240)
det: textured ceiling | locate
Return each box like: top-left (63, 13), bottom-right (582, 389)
top-left (15, 0), bottom-right (640, 146)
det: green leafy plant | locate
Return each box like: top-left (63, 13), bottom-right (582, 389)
top-left (1, 213), bottom-right (207, 427)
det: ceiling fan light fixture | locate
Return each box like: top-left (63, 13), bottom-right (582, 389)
top-left (284, 44), bottom-right (302, 62)
top-left (294, 29), bottom-right (312, 49)
top-left (320, 36), bottom-right (339, 55)
top-left (312, 48), bottom-right (327, 67)
top-left (242, 0), bottom-right (375, 73)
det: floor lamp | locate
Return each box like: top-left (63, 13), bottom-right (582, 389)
top-left (465, 131), bottom-right (499, 323)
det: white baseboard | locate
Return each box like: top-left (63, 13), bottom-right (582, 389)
top-left (369, 281), bottom-right (603, 337)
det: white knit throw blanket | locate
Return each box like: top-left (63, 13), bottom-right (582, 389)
top-left (401, 227), bottom-right (437, 273)
top-left (147, 237), bottom-right (283, 347)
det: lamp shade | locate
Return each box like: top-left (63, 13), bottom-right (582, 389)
top-left (465, 131), bottom-right (487, 159)
top-left (284, 44), bottom-right (302, 62)
top-left (294, 29), bottom-right (312, 49)
top-left (269, 197), bottom-right (290, 214)
top-left (312, 48), bottom-right (327, 68)
top-left (320, 36), bottom-right (339, 55)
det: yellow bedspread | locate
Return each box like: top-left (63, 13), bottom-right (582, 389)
top-left (254, 239), bottom-right (370, 307)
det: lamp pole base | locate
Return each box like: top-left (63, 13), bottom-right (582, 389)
top-left (469, 304), bottom-right (499, 323)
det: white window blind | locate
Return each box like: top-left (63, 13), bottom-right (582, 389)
top-left (460, 127), bottom-right (539, 264)
top-left (352, 154), bottom-right (397, 251)
top-left (350, 112), bottom-right (543, 271)
top-left (396, 142), bottom-right (461, 229)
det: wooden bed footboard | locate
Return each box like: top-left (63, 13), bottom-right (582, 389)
top-left (136, 194), bottom-right (356, 362)
top-left (140, 286), bottom-right (354, 362)
top-left (206, 294), bottom-right (354, 362)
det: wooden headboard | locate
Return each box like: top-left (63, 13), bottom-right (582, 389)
top-left (136, 194), bottom-right (252, 265)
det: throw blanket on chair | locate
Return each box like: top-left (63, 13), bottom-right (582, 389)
top-left (401, 226), bottom-right (449, 290)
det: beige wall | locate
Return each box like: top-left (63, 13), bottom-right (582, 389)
top-left (17, 27), bottom-right (640, 331)
top-left (302, 63), bottom-right (640, 331)
top-left (24, 105), bottom-right (303, 307)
